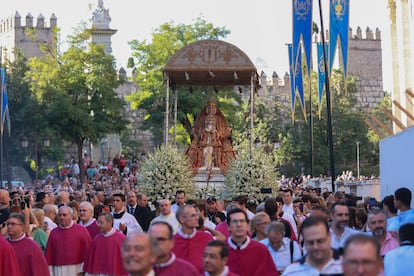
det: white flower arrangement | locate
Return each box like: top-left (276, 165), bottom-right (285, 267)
top-left (140, 144), bottom-right (195, 202)
top-left (224, 145), bottom-right (279, 204)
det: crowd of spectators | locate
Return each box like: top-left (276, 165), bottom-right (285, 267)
top-left (0, 155), bottom-right (413, 275)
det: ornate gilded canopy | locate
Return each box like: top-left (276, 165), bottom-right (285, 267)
top-left (164, 40), bottom-right (259, 87)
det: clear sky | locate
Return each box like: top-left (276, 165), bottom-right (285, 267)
top-left (0, 0), bottom-right (410, 93)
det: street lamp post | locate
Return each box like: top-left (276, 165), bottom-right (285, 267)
top-left (356, 141), bottom-right (360, 180)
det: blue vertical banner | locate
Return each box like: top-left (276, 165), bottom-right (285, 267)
top-left (288, 44), bottom-right (296, 121)
top-left (0, 68), bottom-right (10, 135)
top-left (295, 47), bottom-right (306, 120)
top-left (329, 0), bottom-right (350, 78)
top-left (317, 42), bottom-right (328, 117)
top-left (292, 0), bottom-right (313, 77)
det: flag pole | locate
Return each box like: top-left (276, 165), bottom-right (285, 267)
top-left (318, 0), bottom-right (335, 192)
top-left (0, 68), bottom-right (3, 189)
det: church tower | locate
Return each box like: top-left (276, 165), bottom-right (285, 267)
top-left (89, 0), bottom-right (122, 163)
top-left (90, 0), bottom-right (117, 54)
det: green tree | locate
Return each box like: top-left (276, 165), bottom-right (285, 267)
top-left (4, 50), bottom-right (62, 181)
top-left (252, 69), bottom-right (378, 177)
top-left (26, 29), bottom-right (128, 181)
top-left (127, 18), bottom-right (241, 146)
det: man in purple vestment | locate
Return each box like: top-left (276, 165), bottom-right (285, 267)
top-left (149, 221), bottom-right (199, 275)
top-left (7, 213), bottom-right (49, 276)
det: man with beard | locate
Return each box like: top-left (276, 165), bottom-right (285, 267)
top-left (283, 216), bottom-right (343, 275)
top-left (366, 208), bottom-right (398, 256)
top-left (127, 191), bottom-right (153, 232)
top-left (329, 203), bottom-right (359, 253)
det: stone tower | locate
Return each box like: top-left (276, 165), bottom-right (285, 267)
top-left (90, 0), bottom-right (117, 54)
top-left (345, 26), bottom-right (384, 111)
top-left (88, 0), bottom-right (122, 163)
top-left (0, 12), bottom-right (57, 62)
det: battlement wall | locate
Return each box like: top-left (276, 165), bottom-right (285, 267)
top-left (0, 12), bottom-right (57, 61)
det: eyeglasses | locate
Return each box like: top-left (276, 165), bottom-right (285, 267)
top-left (255, 221), bottom-right (270, 226)
top-left (304, 237), bottom-right (328, 247)
top-left (344, 259), bottom-right (378, 268)
top-left (154, 237), bottom-right (170, 242)
top-left (6, 222), bottom-right (22, 227)
top-left (230, 219), bottom-right (247, 225)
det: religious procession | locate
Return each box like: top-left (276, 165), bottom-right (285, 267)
top-left (1, 0), bottom-right (414, 275)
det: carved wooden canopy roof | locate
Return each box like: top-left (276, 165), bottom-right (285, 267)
top-left (164, 40), bottom-right (259, 87)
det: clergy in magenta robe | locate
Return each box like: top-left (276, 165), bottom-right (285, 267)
top-left (0, 235), bottom-right (21, 276)
top-left (84, 228), bottom-right (128, 275)
top-left (45, 206), bottom-right (92, 276)
top-left (154, 253), bottom-right (199, 276)
top-left (226, 237), bottom-right (278, 276)
top-left (81, 218), bottom-right (101, 239)
top-left (172, 228), bottom-right (213, 273)
top-left (79, 201), bottom-right (101, 239)
top-left (8, 234), bottom-right (50, 276)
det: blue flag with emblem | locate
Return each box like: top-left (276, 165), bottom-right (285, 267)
top-left (1, 67), bottom-right (10, 135)
top-left (288, 44), bottom-right (297, 122)
top-left (317, 42), bottom-right (328, 117)
top-left (295, 47), bottom-right (306, 120)
top-left (329, 0), bottom-right (350, 78)
top-left (292, 0), bottom-right (313, 77)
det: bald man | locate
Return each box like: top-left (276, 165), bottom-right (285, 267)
top-left (122, 232), bottom-right (157, 276)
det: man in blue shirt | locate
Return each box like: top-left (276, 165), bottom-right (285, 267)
top-left (384, 223), bottom-right (414, 274)
top-left (394, 187), bottom-right (414, 228)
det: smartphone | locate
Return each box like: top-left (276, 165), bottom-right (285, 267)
top-left (299, 203), bottom-right (304, 212)
top-left (20, 200), bottom-right (25, 210)
top-left (369, 198), bottom-right (377, 208)
top-left (24, 196), bottom-right (30, 208)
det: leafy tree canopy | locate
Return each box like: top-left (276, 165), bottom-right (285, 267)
top-left (26, 29), bottom-right (128, 179)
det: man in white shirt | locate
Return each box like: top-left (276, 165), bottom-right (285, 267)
top-left (283, 216), bottom-right (343, 275)
top-left (171, 190), bottom-right (186, 214)
top-left (112, 193), bottom-right (143, 236)
top-left (43, 204), bottom-right (58, 233)
top-left (234, 195), bottom-right (255, 220)
top-left (151, 199), bottom-right (180, 233)
top-left (282, 189), bottom-right (295, 216)
top-left (260, 221), bottom-right (302, 273)
top-left (329, 203), bottom-right (359, 253)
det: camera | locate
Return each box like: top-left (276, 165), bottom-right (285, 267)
top-left (299, 203), bottom-right (304, 213)
top-left (20, 196), bottom-right (30, 210)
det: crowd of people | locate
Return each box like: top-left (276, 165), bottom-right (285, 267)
top-left (0, 158), bottom-right (414, 275)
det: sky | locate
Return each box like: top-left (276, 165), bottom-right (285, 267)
top-left (1, 0), bottom-right (411, 93)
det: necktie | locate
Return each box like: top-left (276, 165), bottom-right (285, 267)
top-left (130, 207), bottom-right (135, 214)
